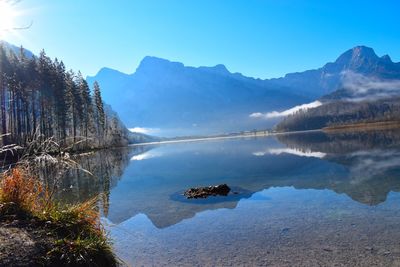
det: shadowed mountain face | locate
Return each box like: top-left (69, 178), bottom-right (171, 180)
top-left (87, 46), bottom-right (400, 136)
top-left (87, 57), bottom-right (310, 136)
top-left (270, 46), bottom-right (400, 97)
top-left (275, 47), bottom-right (400, 132)
top-left (49, 129), bottom-right (400, 229)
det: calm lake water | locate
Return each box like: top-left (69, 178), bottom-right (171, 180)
top-left (55, 129), bottom-right (400, 266)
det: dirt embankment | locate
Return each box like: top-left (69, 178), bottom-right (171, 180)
top-left (0, 203), bottom-right (55, 266)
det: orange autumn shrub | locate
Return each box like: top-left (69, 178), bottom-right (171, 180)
top-left (0, 167), bottom-right (117, 266)
top-left (0, 168), bottom-right (45, 212)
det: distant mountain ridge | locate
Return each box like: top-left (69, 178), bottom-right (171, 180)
top-left (269, 46), bottom-right (400, 96)
top-left (88, 46), bottom-right (400, 136)
top-left (0, 40), bottom-right (34, 58)
top-left (275, 47), bottom-right (400, 131)
top-left (88, 57), bottom-right (310, 136)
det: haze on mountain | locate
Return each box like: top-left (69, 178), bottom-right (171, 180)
top-left (275, 46), bottom-right (400, 131)
top-left (87, 58), bottom-right (310, 137)
top-left (88, 45), bottom-right (400, 137)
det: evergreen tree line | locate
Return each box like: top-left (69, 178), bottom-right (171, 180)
top-left (276, 97), bottom-right (400, 132)
top-left (0, 43), bottom-right (129, 152)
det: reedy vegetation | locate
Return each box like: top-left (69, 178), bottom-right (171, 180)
top-left (0, 97), bottom-right (119, 265)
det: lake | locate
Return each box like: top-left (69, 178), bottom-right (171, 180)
top-left (54, 129), bottom-right (400, 266)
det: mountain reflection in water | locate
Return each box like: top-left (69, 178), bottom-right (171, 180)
top-left (49, 129), bottom-right (400, 229)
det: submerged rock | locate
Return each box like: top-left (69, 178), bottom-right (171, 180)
top-left (184, 184), bottom-right (231, 199)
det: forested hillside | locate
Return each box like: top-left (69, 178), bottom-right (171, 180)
top-left (276, 97), bottom-right (400, 132)
top-left (87, 46), bottom-right (400, 136)
top-left (0, 42), bottom-right (131, 152)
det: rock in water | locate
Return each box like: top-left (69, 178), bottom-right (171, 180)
top-left (184, 184), bottom-right (231, 199)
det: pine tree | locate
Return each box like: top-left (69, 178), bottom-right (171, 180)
top-left (77, 71), bottom-right (92, 143)
top-left (93, 81), bottom-right (105, 142)
top-left (0, 43), bottom-right (130, 153)
top-left (0, 44), bottom-right (11, 144)
top-left (53, 60), bottom-right (68, 142)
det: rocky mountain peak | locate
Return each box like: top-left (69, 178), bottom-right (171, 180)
top-left (334, 46), bottom-right (379, 67)
top-left (136, 56), bottom-right (184, 74)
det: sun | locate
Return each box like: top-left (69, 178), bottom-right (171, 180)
top-left (0, 1), bottom-right (18, 34)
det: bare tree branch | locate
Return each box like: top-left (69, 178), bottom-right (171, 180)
top-left (12, 21), bottom-right (33, 30)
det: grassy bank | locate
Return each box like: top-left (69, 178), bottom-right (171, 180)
top-left (0, 167), bottom-right (117, 266)
top-left (323, 120), bottom-right (400, 132)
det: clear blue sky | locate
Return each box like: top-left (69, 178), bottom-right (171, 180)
top-left (3, 0), bottom-right (400, 78)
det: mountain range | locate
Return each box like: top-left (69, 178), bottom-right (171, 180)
top-left (88, 46), bottom-right (400, 136)
top-left (87, 57), bottom-right (309, 136)
top-left (4, 40), bottom-right (397, 137)
top-left (275, 47), bottom-right (400, 131)
top-left (270, 46), bottom-right (400, 96)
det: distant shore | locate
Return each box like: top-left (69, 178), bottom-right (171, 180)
top-left (129, 129), bottom-right (322, 146)
top-left (130, 132), bottom-right (270, 146)
top-left (131, 120), bottom-right (400, 146)
top-left (323, 120), bottom-right (400, 132)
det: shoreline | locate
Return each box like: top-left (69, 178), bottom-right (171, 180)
top-left (129, 129), bottom-right (323, 146)
top-left (323, 120), bottom-right (400, 132)
top-left (0, 168), bottom-right (118, 266)
top-left (130, 121), bottom-right (400, 147)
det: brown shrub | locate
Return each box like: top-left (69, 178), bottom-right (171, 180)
top-left (0, 168), bottom-right (45, 212)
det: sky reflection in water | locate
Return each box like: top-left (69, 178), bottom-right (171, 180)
top-left (56, 130), bottom-right (400, 266)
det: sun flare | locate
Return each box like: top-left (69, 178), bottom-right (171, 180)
top-left (0, 1), bottom-right (18, 34)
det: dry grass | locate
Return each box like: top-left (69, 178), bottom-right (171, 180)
top-left (0, 168), bottom-right (45, 212)
top-left (323, 120), bottom-right (400, 132)
top-left (0, 167), bottom-right (117, 266)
